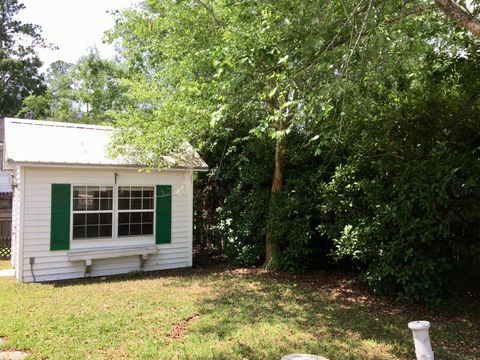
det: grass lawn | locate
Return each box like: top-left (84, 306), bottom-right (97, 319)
top-left (0, 266), bottom-right (478, 360)
top-left (0, 259), bottom-right (11, 270)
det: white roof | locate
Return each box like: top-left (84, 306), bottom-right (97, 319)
top-left (3, 118), bottom-right (208, 170)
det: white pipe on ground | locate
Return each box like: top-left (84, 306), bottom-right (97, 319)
top-left (408, 320), bottom-right (434, 360)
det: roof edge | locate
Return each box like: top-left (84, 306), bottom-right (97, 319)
top-left (4, 117), bottom-right (114, 131)
top-left (5, 160), bottom-right (209, 171)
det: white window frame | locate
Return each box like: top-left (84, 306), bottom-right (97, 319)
top-left (70, 184), bottom-right (156, 243)
top-left (117, 185), bottom-right (155, 238)
top-left (71, 185), bottom-right (114, 241)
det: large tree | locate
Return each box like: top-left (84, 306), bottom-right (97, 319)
top-left (0, 0), bottom-right (46, 116)
top-left (107, 0), bottom-right (439, 267)
top-left (104, 0), bottom-right (480, 302)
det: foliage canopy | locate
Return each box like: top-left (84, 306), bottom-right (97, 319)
top-left (102, 0), bottom-right (480, 304)
top-left (0, 0), bottom-right (46, 116)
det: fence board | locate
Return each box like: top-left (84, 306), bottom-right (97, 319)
top-left (0, 222), bottom-right (11, 258)
top-left (0, 192), bottom-right (12, 259)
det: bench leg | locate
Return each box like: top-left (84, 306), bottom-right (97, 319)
top-left (85, 259), bottom-right (92, 276)
top-left (139, 255), bottom-right (148, 270)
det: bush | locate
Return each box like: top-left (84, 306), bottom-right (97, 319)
top-left (318, 58), bottom-right (480, 304)
top-left (193, 46), bottom-right (480, 306)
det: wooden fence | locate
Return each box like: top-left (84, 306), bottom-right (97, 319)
top-left (0, 221), bottom-right (11, 259)
top-left (0, 192), bottom-right (12, 260)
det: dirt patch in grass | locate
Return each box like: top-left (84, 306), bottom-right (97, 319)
top-left (168, 313), bottom-right (201, 341)
top-left (0, 350), bottom-right (29, 360)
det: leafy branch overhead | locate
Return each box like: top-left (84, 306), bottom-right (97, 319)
top-left (0, 0), bottom-right (49, 116)
top-left (434, 0), bottom-right (480, 37)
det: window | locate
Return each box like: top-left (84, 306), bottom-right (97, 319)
top-left (72, 186), bottom-right (113, 239)
top-left (117, 186), bottom-right (154, 237)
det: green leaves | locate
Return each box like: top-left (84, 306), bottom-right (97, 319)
top-left (0, 0), bottom-right (47, 116)
top-left (97, 0), bottom-right (480, 303)
top-left (18, 50), bottom-right (128, 123)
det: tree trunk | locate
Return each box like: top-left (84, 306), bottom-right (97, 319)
top-left (264, 122), bottom-right (285, 268)
top-left (435, 0), bottom-right (480, 38)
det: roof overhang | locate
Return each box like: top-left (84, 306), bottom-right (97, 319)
top-left (4, 160), bottom-right (208, 172)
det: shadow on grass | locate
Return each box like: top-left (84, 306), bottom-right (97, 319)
top-left (32, 263), bottom-right (479, 360)
top-left (188, 269), bottom-right (479, 360)
top-left (45, 263), bottom-right (229, 288)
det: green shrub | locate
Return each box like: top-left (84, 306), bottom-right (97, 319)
top-left (318, 57), bottom-right (480, 304)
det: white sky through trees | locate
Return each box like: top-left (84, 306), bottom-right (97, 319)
top-left (17, 0), bottom-right (139, 72)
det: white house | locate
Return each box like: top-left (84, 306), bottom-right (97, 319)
top-left (2, 117), bottom-right (208, 282)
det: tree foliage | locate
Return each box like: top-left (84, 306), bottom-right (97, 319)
top-left (0, 0), bottom-right (46, 116)
top-left (104, 0), bottom-right (480, 305)
top-left (19, 49), bottom-right (128, 123)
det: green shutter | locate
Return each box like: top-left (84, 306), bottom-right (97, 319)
top-left (156, 185), bottom-right (172, 244)
top-left (50, 184), bottom-right (71, 251)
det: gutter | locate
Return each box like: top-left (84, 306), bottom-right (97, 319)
top-left (5, 160), bottom-right (209, 172)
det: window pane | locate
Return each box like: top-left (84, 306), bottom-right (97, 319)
top-left (87, 213), bottom-right (99, 225)
top-left (118, 198), bottom-right (130, 210)
top-left (100, 213), bottom-right (112, 225)
top-left (86, 198), bottom-right (99, 211)
top-left (73, 214), bottom-right (86, 226)
top-left (142, 212), bottom-right (153, 223)
top-left (131, 187), bottom-right (142, 198)
top-left (143, 198), bottom-right (153, 209)
top-left (86, 187), bottom-right (99, 198)
top-left (118, 224), bottom-right (129, 236)
top-left (131, 198), bottom-right (142, 210)
top-left (100, 198), bottom-right (112, 211)
top-left (142, 223), bottom-right (153, 235)
top-left (100, 186), bottom-right (113, 198)
top-left (73, 186), bottom-right (86, 198)
top-left (118, 212), bottom-right (129, 224)
top-left (118, 187), bottom-right (130, 198)
top-left (130, 224), bottom-right (141, 236)
top-left (73, 226), bottom-right (86, 239)
top-left (130, 212), bottom-right (141, 223)
top-left (73, 198), bottom-right (86, 211)
top-left (99, 225), bottom-right (112, 237)
top-left (143, 188), bottom-right (154, 198)
top-left (86, 225), bottom-right (99, 238)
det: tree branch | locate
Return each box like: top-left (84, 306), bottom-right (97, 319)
top-left (435, 0), bottom-right (480, 38)
top-left (193, 0), bottom-right (223, 28)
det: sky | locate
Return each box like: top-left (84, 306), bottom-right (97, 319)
top-left (17, 0), bottom-right (140, 72)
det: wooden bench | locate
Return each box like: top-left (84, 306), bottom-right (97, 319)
top-left (67, 245), bottom-right (158, 275)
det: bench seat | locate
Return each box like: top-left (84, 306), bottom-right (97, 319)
top-left (67, 245), bottom-right (158, 274)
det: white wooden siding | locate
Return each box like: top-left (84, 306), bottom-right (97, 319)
top-left (21, 167), bottom-right (193, 282)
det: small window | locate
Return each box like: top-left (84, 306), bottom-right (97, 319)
top-left (117, 186), bottom-right (154, 237)
top-left (72, 186), bottom-right (113, 239)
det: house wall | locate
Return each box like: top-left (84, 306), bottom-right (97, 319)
top-left (20, 166), bottom-right (193, 282)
